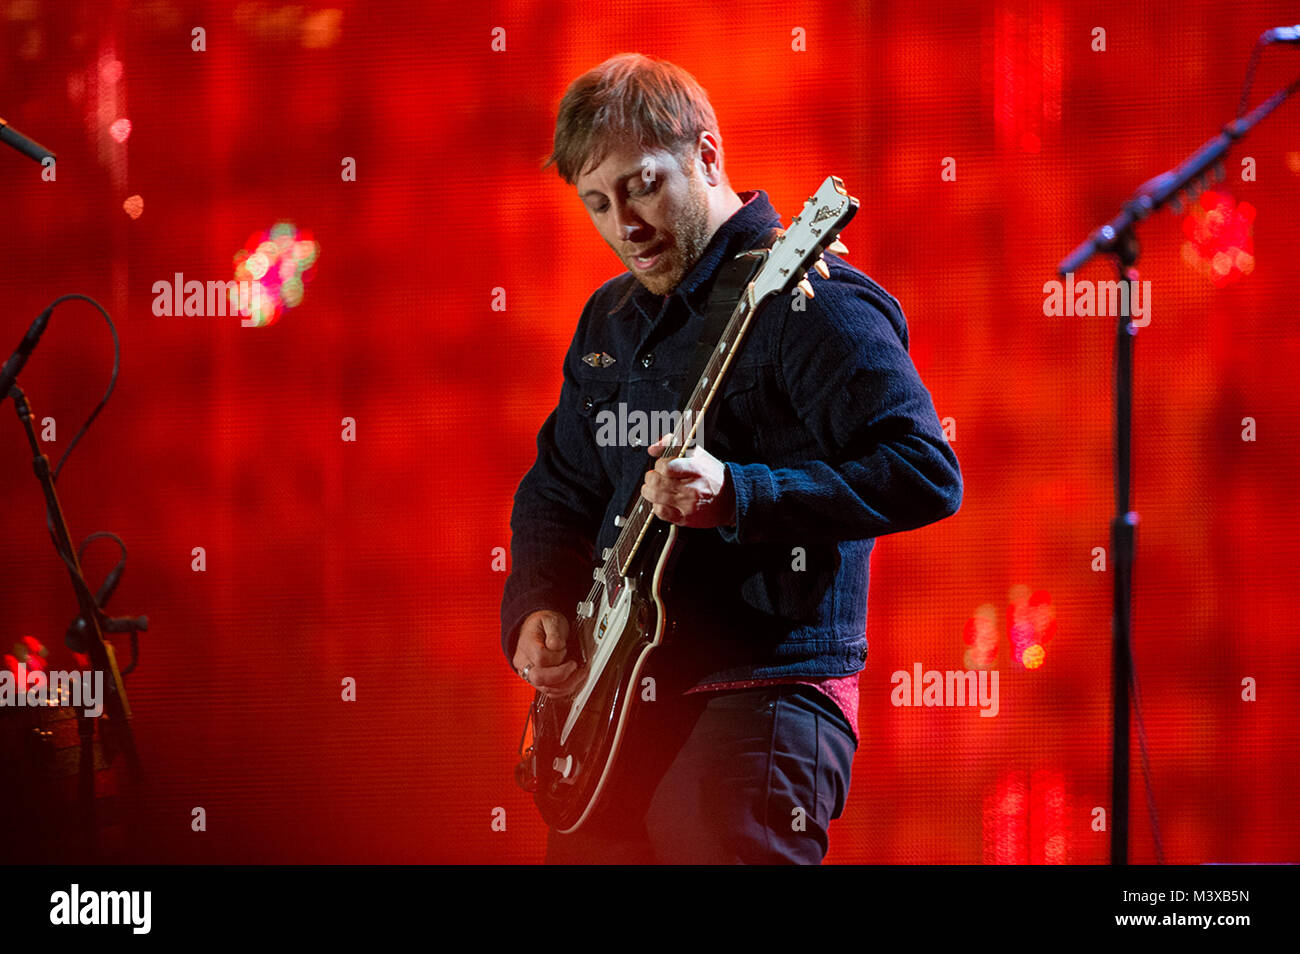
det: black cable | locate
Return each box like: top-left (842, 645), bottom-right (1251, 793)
top-left (76, 529), bottom-right (126, 566)
top-left (1128, 642), bottom-right (1165, 863)
top-left (45, 293), bottom-right (119, 483)
top-left (21, 294), bottom-right (142, 677)
top-left (30, 295), bottom-right (118, 572)
top-left (1237, 39), bottom-right (1264, 118)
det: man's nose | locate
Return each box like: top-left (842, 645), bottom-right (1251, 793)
top-left (615, 205), bottom-right (649, 242)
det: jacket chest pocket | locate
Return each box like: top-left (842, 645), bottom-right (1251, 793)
top-left (573, 374), bottom-right (627, 480)
top-left (716, 362), bottom-right (816, 463)
top-left (708, 363), bottom-right (769, 460)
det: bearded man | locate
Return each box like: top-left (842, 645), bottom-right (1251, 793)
top-left (501, 53), bottom-right (962, 863)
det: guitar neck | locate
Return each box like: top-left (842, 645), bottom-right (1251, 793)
top-left (599, 275), bottom-right (766, 584)
top-left (579, 176), bottom-right (858, 616)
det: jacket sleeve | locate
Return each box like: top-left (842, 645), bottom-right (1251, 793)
top-left (719, 265), bottom-right (962, 545)
top-left (499, 303), bottom-right (613, 667)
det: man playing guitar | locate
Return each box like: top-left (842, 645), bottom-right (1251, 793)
top-left (501, 53), bottom-right (962, 863)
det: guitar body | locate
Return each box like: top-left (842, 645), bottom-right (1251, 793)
top-left (525, 519), bottom-right (677, 833)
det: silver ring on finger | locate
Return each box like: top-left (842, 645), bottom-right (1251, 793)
top-left (520, 663), bottom-right (533, 683)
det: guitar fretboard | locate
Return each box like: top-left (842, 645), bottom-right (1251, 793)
top-left (587, 277), bottom-right (763, 609)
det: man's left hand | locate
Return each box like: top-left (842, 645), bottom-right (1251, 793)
top-left (641, 433), bottom-right (736, 529)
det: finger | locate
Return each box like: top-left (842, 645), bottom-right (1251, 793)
top-left (539, 664), bottom-right (588, 698)
top-left (515, 640), bottom-right (564, 672)
top-left (540, 613), bottom-right (568, 653)
top-left (647, 432), bottom-right (671, 458)
top-left (652, 502), bottom-right (684, 524)
top-left (642, 480), bottom-right (688, 512)
top-left (665, 457), bottom-right (701, 478)
top-left (530, 638), bottom-right (566, 667)
top-left (530, 660), bottom-right (579, 689)
top-left (532, 641), bottom-right (567, 667)
top-left (641, 480), bottom-right (670, 506)
top-left (517, 619), bottom-right (564, 667)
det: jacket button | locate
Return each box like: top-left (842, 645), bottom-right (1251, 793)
top-left (581, 396), bottom-right (594, 412)
top-left (640, 352), bottom-right (654, 368)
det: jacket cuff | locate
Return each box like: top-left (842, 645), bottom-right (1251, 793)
top-left (717, 461), bottom-right (775, 545)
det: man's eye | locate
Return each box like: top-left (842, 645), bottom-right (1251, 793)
top-left (634, 180), bottom-right (658, 198)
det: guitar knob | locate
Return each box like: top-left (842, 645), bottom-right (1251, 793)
top-left (576, 601), bottom-right (594, 618)
top-left (601, 547), bottom-right (612, 560)
top-left (614, 515), bottom-right (625, 526)
top-left (552, 754), bottom-right (574, 778)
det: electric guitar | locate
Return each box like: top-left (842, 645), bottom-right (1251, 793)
top-left (515, 176), bottom-right (860, 833)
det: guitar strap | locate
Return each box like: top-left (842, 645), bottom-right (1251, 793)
top-left (675, 226), bottom-right (784, 415)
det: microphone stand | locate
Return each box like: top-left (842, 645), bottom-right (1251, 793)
top-left (1058, 75), bottom-right (1298, 865)
top-left (8, 383), bottom-right (143, 856)
top-left (5, 119), bottom-right (144, 859)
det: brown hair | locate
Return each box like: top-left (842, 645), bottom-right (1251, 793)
top-left (544, 53), bottom-right (720, 184)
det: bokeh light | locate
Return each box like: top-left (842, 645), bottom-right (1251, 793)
top-left (1008, 585), bottom-right (1056, 669)
top-left (231, 222), bottom-right (320, 328)
top-left (1181, 189), bottom-right (1256, 287)
top-left (963, 603), bottom-right (1001, 668)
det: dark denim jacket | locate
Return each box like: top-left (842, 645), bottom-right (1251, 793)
top-left (500, 190), bottom-right (961, 686)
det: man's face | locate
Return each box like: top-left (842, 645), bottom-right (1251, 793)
top-left (574, 143), bottom-right (713, 296)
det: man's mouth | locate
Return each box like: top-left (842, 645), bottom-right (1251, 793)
top-left (630, 241), bottom-right (667, 270)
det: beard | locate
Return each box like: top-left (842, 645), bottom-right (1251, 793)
top-left (626, 166), bottom-right (713, 296)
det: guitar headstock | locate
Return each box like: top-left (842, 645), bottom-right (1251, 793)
top-left (751, 176), bottom-right (859, 304)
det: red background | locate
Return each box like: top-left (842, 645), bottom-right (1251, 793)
top-left (1, 0), bottom-right (1297, 863)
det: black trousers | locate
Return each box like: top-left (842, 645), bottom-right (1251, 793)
top-left (544, 682), bottom-right (857, 864)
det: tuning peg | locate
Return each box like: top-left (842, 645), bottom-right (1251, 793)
top-left (813, 258), bottom-right (830, 279)
top-left (797, 278), bottom-right (816, 299)
top-left (827, 239), bottom-right (849, 255)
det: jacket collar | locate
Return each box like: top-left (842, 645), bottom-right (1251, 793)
top-left (608, 190), bottom-right (782, 320)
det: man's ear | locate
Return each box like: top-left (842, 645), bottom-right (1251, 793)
top-left (696, 131), bottom-right (724, 186)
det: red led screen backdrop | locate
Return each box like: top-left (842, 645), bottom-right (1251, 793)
top-left (0, 0), bottom-right (1297, 864)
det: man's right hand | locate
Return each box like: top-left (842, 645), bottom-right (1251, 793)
top-left (512, 609), bottom-right (585, 698)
